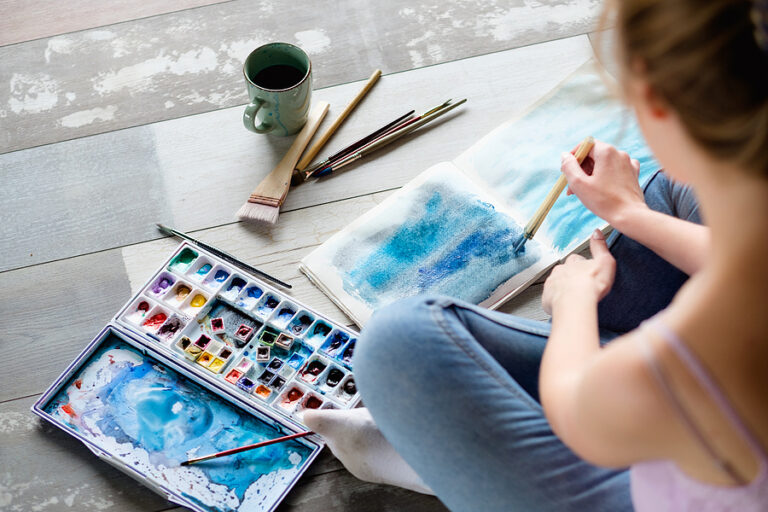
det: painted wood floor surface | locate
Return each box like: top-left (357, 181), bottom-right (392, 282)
top-left (0, 1), bottom-right (606, 510)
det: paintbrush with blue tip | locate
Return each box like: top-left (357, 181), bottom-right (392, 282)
top-left (512, 136), bottom-right (595, 254)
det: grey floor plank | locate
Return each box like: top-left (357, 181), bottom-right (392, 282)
top-left (0, 0), bottom-right (232, 47)
top-left (0, 0), bottom-right (602, 154)
top-left (1, 36), bottom-right (594, 272)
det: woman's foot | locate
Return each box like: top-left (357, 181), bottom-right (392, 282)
top-left (304, 407), bottom-right (434, 495)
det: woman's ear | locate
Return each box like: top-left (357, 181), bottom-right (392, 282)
top-left (626, 58), bottom-right (669, 120)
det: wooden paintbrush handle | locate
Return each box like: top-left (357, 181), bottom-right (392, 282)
top-left (295, 69), bottom-right (381, 171)
top-left (525, 136), bottom-right (595, 236)
top-left (249, 101), bottom-right (330, 206)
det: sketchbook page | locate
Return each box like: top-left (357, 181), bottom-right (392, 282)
top-left (454, 60), bottom-right (660, 257)
top-left (300, 162), bottom-right (559, 327)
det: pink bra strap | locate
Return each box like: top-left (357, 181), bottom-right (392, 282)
top-left (638, 318), bottom-right (768, 484)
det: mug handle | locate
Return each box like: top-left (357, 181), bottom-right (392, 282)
top-left (243, 98), bottom-right (274, 133)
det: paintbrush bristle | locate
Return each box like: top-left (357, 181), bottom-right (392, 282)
top-left (237, 201), bottom-right (280, 225)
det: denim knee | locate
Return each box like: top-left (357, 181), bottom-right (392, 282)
top-left (354, 295), bottom-right (444, 397)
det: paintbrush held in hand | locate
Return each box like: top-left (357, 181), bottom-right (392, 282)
top-left (237, 102), bottom-right (329, 225)
top-left (180, 430), bottom-right (315, 466)
top-left (512, 136), bottom-right (595, 254)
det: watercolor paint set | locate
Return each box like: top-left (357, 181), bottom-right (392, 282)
top-left (32, 242), bottom-right (360, 512)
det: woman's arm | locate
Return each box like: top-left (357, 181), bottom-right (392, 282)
top-left (561, 141), bottom-right (710, 275)
top-left (539, 231), bottom-right (678, 466)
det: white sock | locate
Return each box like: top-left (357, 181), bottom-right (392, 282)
top-left (303, 407), bottom-right (434, 495)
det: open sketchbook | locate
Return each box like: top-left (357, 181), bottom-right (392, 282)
top-left (300, 61), bottom-right (659, 327)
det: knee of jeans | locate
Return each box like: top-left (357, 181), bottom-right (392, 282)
top-left (354, 295), bottom-right (442, 386)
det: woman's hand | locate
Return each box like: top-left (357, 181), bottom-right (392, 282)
top-left (561, 140), bottom-right (648, 229)
top-left (542, 230), bottom-right (616, 314)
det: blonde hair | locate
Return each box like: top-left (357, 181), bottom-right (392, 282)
top-left (606, 0), bottom-right (768, 175)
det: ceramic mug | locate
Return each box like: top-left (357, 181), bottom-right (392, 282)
top-left (242, 42), bottom-right (312, 136)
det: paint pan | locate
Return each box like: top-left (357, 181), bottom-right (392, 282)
top-left (287, 312), bottom-right (314, 336)
top-left (279, 364), bottom-right (296, 378)
top-left (267, 358), bottom-right (283, 372)
top-left (197, 351), bottom-right (215, 368)
top-left (225, 368), bottom-right (243, 384)
top-left (234, 324), bottom-right (255, 344)
top-left (277, 385), bottom-right (307, 412)
top-left (269, 375), bottom-right (286, 390)
top-left (236, 376), bottom-right (256, 393)
top-left (258, 370), bottom-right (275, 385)
top-left (124, 297), bottom-right (156, 326)
top-left (147, 272), bottom-right (176, 297)
top-left (176, 336), bottom-right (193, 352)
top-left (201, 264), bottom-right (230, 290)
top-left (271, 302), bottom-right (297, 328)
top-left (254, 293), bottom-right (281, 318)
top-left (337, 375), bottom-right (357, 402)
top-left (340, 339), bottom-right (356, 365)
top-left (275, 333), bottom-right (294, 351)
top-left (320, 366), bottom-right (346, 391)
top-left (194, 334), bottom-right (212, 350)
top-left (188, 257), bottom-right (214, 281)
top-left (259, 327), bottom-right (280, 346)
top-left (306, 320), bottom-right (332, 347)
top-left (299, 356), bottom-right (328, 385)
top-left (157, 315), bottom-right (186, 342)
top-left (142, 305), bottom-right (171, 334)
top-left (234, 357), bottom-right (253, 374)
top-left (168, 247), bottom-right (198, 273)
top-left (181, 289), bottom-right (209, 315)
top-left (293, 392), bottom-right (324, 422)
top-left (210, 317), bottom-right (226, 334)
top-left (236, 284), bottom-right (264, 310)
top-left (222, 275), bottom-right (247, 301)
top-left (256, 346), bottom-right (271, 362)
top-left (165, 281), bottom-right (193, 307)
top-left (254, 384), bottom-right (272, 400)
top-left (321, 330), bottom-right (350, 358)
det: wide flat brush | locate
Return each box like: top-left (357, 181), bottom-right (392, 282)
top-left (180, 430), bottom-right (315, 466)
top-left (237, 101), bottom-right (329, 225)
top-left (512, 136), bottom-right (595, 253)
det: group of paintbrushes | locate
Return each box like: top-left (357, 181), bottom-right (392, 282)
top-left (236, 68), bottom-right (467, 226)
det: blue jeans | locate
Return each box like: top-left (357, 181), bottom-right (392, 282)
top-left (353, 171), bottom-right (701, 511)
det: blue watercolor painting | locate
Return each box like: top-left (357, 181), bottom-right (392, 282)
top-left (43, 334), bottom-right (314, 512)
top-left (326, 168), bottom-right (543, 310)
top-left (456, 66), bottom-right (659, 254)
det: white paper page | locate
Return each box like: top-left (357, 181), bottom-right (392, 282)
top-left (300, 162), bottom-right (559, 326)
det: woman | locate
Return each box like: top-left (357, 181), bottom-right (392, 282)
top-left (305, 0), bottom-right (768, 509)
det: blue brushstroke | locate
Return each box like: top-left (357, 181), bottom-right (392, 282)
top-left (333, 174), bottom-right (541, 309)
top-left (44, 335), bottom-right (313, 511)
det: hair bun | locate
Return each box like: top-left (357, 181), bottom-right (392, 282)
top-left (753, 0), bottom-right (768, 51)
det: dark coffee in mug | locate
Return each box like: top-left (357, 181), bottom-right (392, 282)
top-left (252, 64), bottom-right (306, 90)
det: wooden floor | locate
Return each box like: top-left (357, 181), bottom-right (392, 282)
top-left (0, 1), bottom-right (605, 510)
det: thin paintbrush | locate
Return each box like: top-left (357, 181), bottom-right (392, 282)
top-left (295, 69), bottom-right (382, 172)
top-left (310, 98), bottom-right (467, 179)
top-left (180, 430), bottom-right (315, 466)
top-left (511, 136), bottom-right (595, 254)
top-left (295, 110), bottom-right (416, 183)
top-left (156, 223), bottom-right (292, 289)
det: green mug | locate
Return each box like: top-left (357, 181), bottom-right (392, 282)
top-left (242, 42), bottom-right (312, 136)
